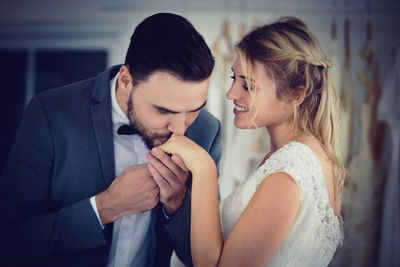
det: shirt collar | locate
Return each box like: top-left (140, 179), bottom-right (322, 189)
top-left (111, 74), bottom-right (130, 129)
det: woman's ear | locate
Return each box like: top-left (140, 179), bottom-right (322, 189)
top-left (293, 86), bottom-right (306, 107)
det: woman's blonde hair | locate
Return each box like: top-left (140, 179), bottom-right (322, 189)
top-left (237, 17), bottom-right (345, 199)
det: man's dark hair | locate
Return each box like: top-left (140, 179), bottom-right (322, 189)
top-left (125, 13), bottom-right (214, 85)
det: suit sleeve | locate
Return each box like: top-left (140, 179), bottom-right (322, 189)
top-left (0, 97), bottom-right (107, 264)
top-left (161, 119), bottom-right (222, 266)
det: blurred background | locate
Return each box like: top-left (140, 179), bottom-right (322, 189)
top-left (1, 0), bottom-right (399, 266)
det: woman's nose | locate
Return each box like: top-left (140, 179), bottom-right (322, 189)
top-left (226, 83), bottom-right (240, 100)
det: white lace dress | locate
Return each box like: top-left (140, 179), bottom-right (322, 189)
top-left (220, 142), bottom-right (343, 266)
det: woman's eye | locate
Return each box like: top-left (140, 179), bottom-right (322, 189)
top-left (230, 74), bottom-right (250, 91)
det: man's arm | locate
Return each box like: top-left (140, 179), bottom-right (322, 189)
top-left (0, 97), bottom-right (107, 264)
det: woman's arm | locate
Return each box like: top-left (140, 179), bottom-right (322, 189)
top-left (190, 159), bottom-right (222, 267)
top-left (159, 135), bottom-right (223, 266)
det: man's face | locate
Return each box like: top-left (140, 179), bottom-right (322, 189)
top-left (127, 71), bottom-right (209, 148)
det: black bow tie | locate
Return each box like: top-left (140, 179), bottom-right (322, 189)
top-left (117, 124), bottom-right (138, 135)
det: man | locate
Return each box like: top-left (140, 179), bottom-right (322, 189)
top-left (0, 13), bottom-right (221, 267)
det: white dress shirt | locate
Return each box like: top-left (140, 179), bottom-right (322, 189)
top-left (90, 74), bottom-right (151, 267)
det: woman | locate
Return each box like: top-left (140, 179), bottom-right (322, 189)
top-left (154, 17), bottom-right (345, 266)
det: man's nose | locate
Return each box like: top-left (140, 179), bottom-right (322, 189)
top-left (168, 113), bottom-right (186, 136)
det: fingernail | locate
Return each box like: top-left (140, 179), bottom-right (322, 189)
top-left (151, 148), bottom-right (159, 155)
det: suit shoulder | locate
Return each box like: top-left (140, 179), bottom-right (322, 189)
top-left (36, 77), bottom-right (96, 103)
top-left (192, 109), bottom-right (220, 131)
top-left (188, 109), bottom-right (221, 143)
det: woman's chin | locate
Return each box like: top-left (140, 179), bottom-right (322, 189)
top-left (234, 118), bottom-right (259, 130)
top-left (234, 119), bottom-right (248, 129)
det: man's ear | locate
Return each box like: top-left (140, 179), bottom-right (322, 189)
top-left (117, 65), bottom-right (133, 96)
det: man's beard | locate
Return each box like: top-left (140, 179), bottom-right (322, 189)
top-left (127, 95), bottom-right (172, 149)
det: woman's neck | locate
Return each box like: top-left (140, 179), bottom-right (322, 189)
top-left (267, 123), bottom-right (298, 153)
top-left (258, 125), bottom-right (295, 167)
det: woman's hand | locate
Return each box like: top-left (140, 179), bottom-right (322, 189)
top-left (158, 134), bottom-right (215, 174)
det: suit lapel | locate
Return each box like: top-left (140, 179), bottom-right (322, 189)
top-left (91, 65), bottom-right (121, 187)
top-left (91, 102), bottom-right (115, 187)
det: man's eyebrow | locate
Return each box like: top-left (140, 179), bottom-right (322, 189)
top-left (154, 101), bottom-right (207, 114)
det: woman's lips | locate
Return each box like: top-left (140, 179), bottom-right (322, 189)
top-left (233, 101), bottom-right (249, 115)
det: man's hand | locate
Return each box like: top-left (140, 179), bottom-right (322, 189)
top-left (96, 164), bottom-right (160, 225)
top-left (146, 147), bottom-right (189, 216)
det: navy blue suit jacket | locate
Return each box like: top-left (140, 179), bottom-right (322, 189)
top-left (0, 65), bottom-right (222, 267)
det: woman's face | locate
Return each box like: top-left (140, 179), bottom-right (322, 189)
top-left (226, 58), bottom-right (294, 129)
